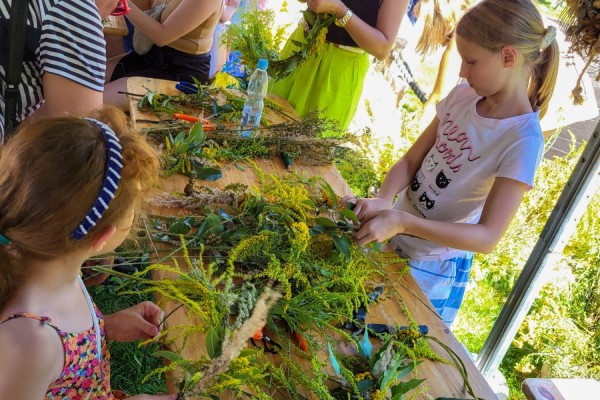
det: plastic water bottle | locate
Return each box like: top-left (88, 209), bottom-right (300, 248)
top-left (240, 59), bottom-right (269, 137)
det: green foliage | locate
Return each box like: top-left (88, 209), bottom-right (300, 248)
top-left (221, 7), bottom-right (288, 75)
top-left (222, 7), bottom-right (335, 81)
top-left (327, 327), bottom-right (476, 400)
top-left (151, 172), bottom-right (401, 335)
top-left (88, 275), bottom-right (167, 396)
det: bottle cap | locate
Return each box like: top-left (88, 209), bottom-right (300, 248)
top-left (257, 59), bottom-right (268, 71)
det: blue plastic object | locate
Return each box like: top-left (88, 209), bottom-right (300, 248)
top-left (222, 50), bottom-right (246, 78)
top-left (175, 81), bottom-right (198, 95)
top-left (257, 58), bottom-right (268, 71)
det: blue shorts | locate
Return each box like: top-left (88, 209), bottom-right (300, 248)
top-left (400, 250), bottom-right (474, 326)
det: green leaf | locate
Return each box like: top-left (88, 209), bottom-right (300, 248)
top-left (152, 350), bottom-right (183, 363)
top-left (174, 131), bottom-right (186, 144)
top-left (391, 378), bottom-right (426, 397)
top-left (315, 217), bottom-right (337, 228)
top-left (321, 182), bottom-right (338, 208)
top-left (395, 360), bottom-right (419, 380)
top-left (152, 350), bottom-right (196, 376)
top-left (302, 10), bottom-right (317, 26)
top-left (302, 199), bottom-right (316, 209)
top-left (380, 354), bottom-right (407, 389)
top-left (204, 212), bottom-right (224, 234)
top-left (340, 209), bottom-right (359, 225)
top-left (193, 167), bottom-right (223, 181)
top-left (234, 162), bottom-right (245, 171)
top-left (175, 142), bottom-right (190, 154)
top-left (331, 234), bottom-right (350, 261)
top-left (356, 379), bottom-right (375, 392)
top-left (370, 242), bottom-right (383, 252)
top-left (205, 326), bottom-right (222, 359)
top-left (168, 216), bottom-right (195, 234)
top-left (189, 122), bottom-right (207, 145)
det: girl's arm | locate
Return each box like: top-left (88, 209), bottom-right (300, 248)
top-left (308, 0), bottom-right (408, 59)
top-left (126, 0), bottom-right (220, 47)
top-left (354, 177), bottom-right (528, 253)
top-left (352, 116), bottom-right (439, 221)
top-left (0, 319), bottom-right (63, 399)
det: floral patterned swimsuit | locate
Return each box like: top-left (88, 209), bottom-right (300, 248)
top-left (0, 277), bottom-right (116, 399)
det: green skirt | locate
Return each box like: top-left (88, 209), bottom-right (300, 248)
top-left (270, 25), bottom-right (370, 137)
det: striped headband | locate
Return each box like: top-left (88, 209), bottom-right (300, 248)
top-left (71, 118), bottom-right (123, 240)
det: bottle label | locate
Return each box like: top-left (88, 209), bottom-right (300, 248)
top-left (240, 106), bottom-right (262, 138)
top-left (253, 111), bottom-right (262, 127)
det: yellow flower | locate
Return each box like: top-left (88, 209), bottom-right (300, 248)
top-left (371, 389), bottom-right (385, 400)
top-left (212, 72), bottom-right (239, 89)
top-left (355, 371), bottom-right (373, 382)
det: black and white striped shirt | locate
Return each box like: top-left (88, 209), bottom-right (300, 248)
top-left (0, 0), bottom-right (106, 141)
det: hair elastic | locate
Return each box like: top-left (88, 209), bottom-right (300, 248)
top-left (540, 26), bottom-right (557, 50)
top-left (0, 233), bottom-right (11, 246)
top-left (71, 118), bottom-right (123, 240)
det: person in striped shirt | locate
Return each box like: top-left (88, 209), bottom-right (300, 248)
top-left (0, 0), bottom-right (119, 142)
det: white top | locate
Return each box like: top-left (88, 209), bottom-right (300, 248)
top-left (391, 83), bottom-right (544, 261)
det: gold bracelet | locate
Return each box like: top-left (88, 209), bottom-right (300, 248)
top-left (334, 8), bottom-right (353, 28)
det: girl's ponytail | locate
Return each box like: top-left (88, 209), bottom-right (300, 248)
top-left (531, 36), bottom-right (559, 119)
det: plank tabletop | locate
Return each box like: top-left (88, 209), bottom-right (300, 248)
top-left (103, 15), bottom-right (128, 37)
top-left (128, 77), bottom-right (498, 400)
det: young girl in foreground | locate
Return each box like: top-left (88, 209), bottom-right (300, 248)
top-left (0, 107), bottom-right (176, 399)
top-left (349, 0), bottom-right (559, 326)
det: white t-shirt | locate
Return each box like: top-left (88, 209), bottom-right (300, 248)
top-left (390, 83), bottom-right (544, 261)
top-left (0, 0), bottom-right (106, 141)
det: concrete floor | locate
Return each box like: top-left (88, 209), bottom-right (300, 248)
top-left (543, 60), bottom-right (600, 160)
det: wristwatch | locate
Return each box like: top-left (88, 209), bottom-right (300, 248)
top-left (335, 8), bottom-right (353, 28)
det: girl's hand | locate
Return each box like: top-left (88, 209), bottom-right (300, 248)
top-left (104, 301), bottom-right (165, 342)
top-left (352, 209), bottom-right (411, 246)
top-left (307, 0), bottom-right (347, 18)
top-left (343, 196), bottom-right (393, 223)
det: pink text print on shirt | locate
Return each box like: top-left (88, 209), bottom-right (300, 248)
top-left (435, 113), bottom-right (482, 173)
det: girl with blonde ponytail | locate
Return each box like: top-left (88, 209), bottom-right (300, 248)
top-left (347, 0), bottom-right (558, 326)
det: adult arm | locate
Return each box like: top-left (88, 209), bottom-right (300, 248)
top-left (0, 319), bottom-right (63, 399)
top-left (23, 0), bottom-right (106, 122)
top-left (126, 0), bottom-right (221, 47)
top-left (129, 0), bottom-right (153, 9)
top-left (354, 177), bottom-right (528, 253)
top-left (24, 73), bottom-right (103, 123)
top-left (351, 116), bottom-right (439, 221)
top-left (221, 0), bottom-right (240, 23)
top-left (308, 0), bottom-right (408, 59)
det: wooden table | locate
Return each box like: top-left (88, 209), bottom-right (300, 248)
top-left (128, 77), bottom-right (498, 400)
top-left (103, 16), bottom-right (129, 36)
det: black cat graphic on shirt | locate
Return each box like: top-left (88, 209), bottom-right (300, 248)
top-left (411, 176), bottom-right (421, 191)
top-left (419, 192), bottom-right (435, 210)
top-left (436, 170), bottom-right (451, 189)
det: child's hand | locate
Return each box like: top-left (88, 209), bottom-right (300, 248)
top-left (104, 301), bottom-right (165, 342)
top-left (352, 209), bottom-right (409, 246)
top-left (343, 196), bottom-right (392, 223)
